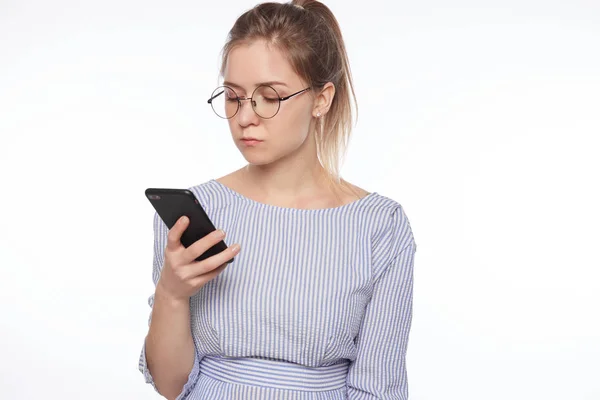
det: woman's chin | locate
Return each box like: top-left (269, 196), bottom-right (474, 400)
top-left (240, 152), bottom-right (275, 166)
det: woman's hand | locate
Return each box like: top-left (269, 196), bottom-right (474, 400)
top-left (156, 216), bottom-right (240, 302)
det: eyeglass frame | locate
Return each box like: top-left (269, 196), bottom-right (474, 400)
top-left (207, 84), bottom-right (313, 119)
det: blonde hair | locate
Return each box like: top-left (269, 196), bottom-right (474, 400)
top-left (219, 0), bottom-right (358, 185)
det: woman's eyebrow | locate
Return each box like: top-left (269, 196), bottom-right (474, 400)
top-left (223, 80), bottom-right (289, 90)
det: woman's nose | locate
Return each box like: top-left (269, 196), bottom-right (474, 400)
top-left (236, 98), bottom-right (259, 125)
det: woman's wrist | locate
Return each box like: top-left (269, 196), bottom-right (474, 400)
top-left (154, 282), bottom-right (190, 309)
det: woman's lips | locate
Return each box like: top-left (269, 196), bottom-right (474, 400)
top-left (241, 138), bottom-right (263, 146)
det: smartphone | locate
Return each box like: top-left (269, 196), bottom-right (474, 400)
top-left (145, 188), bottom-right (233, 263)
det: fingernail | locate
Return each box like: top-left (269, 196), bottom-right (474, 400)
top-left (230, 244), bottom-right (240, 253)
top-left (180, 216), bottom-right (187, 224)
top-left (215, 229), bottom-right (225, 239)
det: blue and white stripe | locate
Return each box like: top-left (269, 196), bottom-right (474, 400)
top-left (139, 179), bottom-right (417, 399)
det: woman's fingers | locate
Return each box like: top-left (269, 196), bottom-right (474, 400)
top-left (161, 220), bottom-right (241, 298)
top-left (181, 228), bottom-right (227, 265)
top-left (166, 216), bottom-right (189, 252)
top-left (184, 244), bottom-right (241, 279)
top-left (190, 263), bottom-right (229, 288)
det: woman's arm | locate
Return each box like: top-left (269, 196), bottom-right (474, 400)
top-left (346, 204), bottom-right (417, 399)
top-left (144, 287), bottom-right (196, 400)
top-left (138, 211), bottom-right (201, 400)
top-left (346, 241), bottom-right (416, 399)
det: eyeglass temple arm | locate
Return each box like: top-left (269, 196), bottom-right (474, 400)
top-left (207, 89), bottom-right (225, 104)
top-left (279, 87), bottom-right (311, 101)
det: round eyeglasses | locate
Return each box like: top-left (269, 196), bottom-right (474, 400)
top-left (207, 84), bottom-right (311, 119)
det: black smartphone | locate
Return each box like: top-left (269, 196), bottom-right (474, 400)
top-left (145, 188), bottom-right (233, 263)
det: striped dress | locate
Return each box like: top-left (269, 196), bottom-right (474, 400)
top-left (139, 179), bottom-right (417, 399)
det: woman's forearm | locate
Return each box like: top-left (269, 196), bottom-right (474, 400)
top-left (145, 287), bottom-right (195, 400)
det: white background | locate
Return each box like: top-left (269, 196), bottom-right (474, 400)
top-left (1, 0), bottom-right (599, 399)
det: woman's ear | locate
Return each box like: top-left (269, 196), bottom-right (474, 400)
top-left (313, 82), bottom-right (335, 118)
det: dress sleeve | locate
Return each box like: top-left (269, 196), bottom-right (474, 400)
top-left (346, 205), bottom-right (417, 399)
top-left (138, 211), bottom-right (202, 400)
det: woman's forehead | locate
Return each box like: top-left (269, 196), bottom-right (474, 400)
top-left (224, 41), bottom-right (302, 90)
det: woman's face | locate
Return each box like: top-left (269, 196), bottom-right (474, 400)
top-left (222, 40), bottom-right (316, 166)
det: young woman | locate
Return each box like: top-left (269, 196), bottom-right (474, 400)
top-left (139, 1), bottom-right (417, 399)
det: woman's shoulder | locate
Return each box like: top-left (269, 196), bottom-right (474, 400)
top-left (340, 179), bottom-right (406, 212)
top-left (357, 188), bottom-right (417, 255)
top-left (343, 179), bottom-right (407, 217)
top-left (335, 178), bottom-right (415, 250)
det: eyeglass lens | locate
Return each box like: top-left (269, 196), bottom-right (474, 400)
top-left (210, 85), bottom-right (281, 119)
